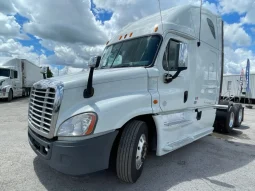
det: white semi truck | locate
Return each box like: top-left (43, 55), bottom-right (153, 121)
top-left (28, 5), bottom-right (244, 183)
top-left (0, 58), bottom-right (43, 101)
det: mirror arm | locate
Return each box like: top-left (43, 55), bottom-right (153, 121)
top-left (84, 67), bottom-right (95, 98)
top-left (84, 56), bottom-right (101, 98)
top-left (164, 67), bottom-right (187, 84)
top-left (164, 70), bottom-right (181, 84)
top-left (172, 70), bottom-right (182, 79)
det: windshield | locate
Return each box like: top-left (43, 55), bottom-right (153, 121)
top-left (99, 35), bottom-right (161, 69)
top-left (0, 68), bottom-right (10, 77)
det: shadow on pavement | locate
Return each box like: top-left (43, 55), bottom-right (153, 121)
top-left (0, 97), bottom-right (29, 104)
top-left (213, 125), bottom-right (251, 141)
top-left (33, 135), bottom-right (255, 191)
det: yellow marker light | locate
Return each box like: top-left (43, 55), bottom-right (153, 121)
top-left (119, 36), bottom-right (122, 40)
top-left (154, 25), bottom-right (158, 32)
top-left (153, 100), bottom-right (158, 104)
top-left (130, 32), bottom-right (133, 37)
top-left (124, 34), bottom-right (128, 39)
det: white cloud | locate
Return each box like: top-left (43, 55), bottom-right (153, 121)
top-left (0, 0), bottom-right (15, 14)
top-left (219, 0), bottom-right (254, 14)
top-left (224, 23), bottom-right (251, 46)
top-left (0, 37), bottom-right (47, 66)
top-left (224, 46), bottom-right (255, 74)
top-left (0, 13), bottom-right (21, 38)
top-left (241, 3), bottom-right (255, 24)
top-left (13, 0), bottom-right (108, 45)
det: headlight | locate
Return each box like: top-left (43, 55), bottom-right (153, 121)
top-left (57, 113), bottom-right (97, 137)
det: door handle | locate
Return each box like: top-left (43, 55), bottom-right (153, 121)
top-left (184, 91), bottom-right (188, 103)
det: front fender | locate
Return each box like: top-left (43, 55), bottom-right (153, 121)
top-left (55, 92), bottom-right (153, 136)
top-left (2, 85), bottom-right (12, 93)
top-left (55, 78), bottom-right (153, 136)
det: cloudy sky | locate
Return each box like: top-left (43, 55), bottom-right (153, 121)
top-left (0, 0), bottom-right (254, 75)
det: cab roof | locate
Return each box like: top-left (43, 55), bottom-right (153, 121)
top-left (108, 5), bottom-right (222, 49)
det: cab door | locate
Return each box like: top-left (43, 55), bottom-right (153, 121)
top-left (157, 33), bottom-right (190, 112)
top-left (11, 70), bottom-right (22, 97)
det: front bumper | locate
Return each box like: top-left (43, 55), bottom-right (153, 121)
top-left (28, 128), bottom-right (118, 175)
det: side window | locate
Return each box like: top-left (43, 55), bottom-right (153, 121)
top-left (207, 18), bottom-right (216, 39)
top-left (163, 40), bottom-right (179, 71)
top-left (14, 70), bottom-right (18, 79)
top-left (163, 39), bottom-right (188, 71)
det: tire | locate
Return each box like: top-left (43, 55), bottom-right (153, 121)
top-left (27, 88), bottom-right (31, 96)
top-left (8, 89), bottom-right (13, 102)
top-left (214, 106), bottom-right (235, 133)
top-left (233, 104), bottom-right (243, 127)
top-left (116, 120), bottom-right (148, 183)
top-left (223, 106), bottom-right (235, 133)
top-left (26, 88), bottom-right (30, 97)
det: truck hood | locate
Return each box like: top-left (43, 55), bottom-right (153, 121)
top-left (51, 67), bottom-right (148, 90)
top-left (0, 76), bottom-right (9, 81)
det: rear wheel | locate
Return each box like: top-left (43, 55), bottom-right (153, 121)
top-left (233, 104), bottom-right (243, 127)
top-left (214, 106), bottom-right (235, 133)
top-left (116, 120), bottom-right (148, 183)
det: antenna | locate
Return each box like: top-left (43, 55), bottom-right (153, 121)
top-left (157, 0), bottom-right (164, 32)
top-left (197, 0), bottom-right (202, 47)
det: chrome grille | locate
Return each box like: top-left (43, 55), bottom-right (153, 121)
top-left (28, 88), bottom-right (56, 133)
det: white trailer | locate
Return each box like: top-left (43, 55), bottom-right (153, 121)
top-left (222, 73), bottom-right (255, 102)
top-left (27, 5), bottom-right (244, 183)
top-left (0, 58), bottom-right (43, 101)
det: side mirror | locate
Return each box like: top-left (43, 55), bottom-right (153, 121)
top-left (40, 67), bottom-right (47, 79)
top-left (40, 67), bottom-right (47, 74)
top-left (88, 56), bottom-right (101, 68)
top-left (164, 42), bottom-right (188, 84)
top-left (178, 43), bottom-right (188, 68)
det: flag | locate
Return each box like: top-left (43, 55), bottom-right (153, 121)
top-left (240, 68), bottom-right (244, 92)
top-left (246, 59), bottom-right (250, 93)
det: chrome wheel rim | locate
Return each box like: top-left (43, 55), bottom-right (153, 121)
top-left (136, 134), bottom-right (147, 170)
top-left (229, 112), bottom-right (234, 128)
top-left (238, 109), bottom-right (243, 123)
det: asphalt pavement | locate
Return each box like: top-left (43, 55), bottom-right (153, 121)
top-left (0, 98), bottom-right (255, 191)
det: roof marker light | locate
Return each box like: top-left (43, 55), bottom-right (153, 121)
top-left (130, 32), bottom-right (133, 37)
top-left (154, 25), bottom-right (159, 32)
top-left (119, 36), bottom-right (122, 40)
top-left (124, 34), bottom-right (128, 39)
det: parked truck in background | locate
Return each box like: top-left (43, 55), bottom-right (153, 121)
top-left (0, 58), bottom-right (43, 101)
top-left (27, 5), bottom-right (244, 183)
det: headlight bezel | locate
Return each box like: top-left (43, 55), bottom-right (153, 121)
top-left (57, 112), bottom-right (98, 137)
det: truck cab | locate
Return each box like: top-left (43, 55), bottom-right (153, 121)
top-left (0, 67), bottom-right (22, 101)
top-left (28, 5), bottom-right (235, 183)
top-left (0, 58), bottom-right (43, 101)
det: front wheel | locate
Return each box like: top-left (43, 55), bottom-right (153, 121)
top-left (116, 120), bottom-right (148, 183)
top-left (7, 90), bottom-right (13, 102)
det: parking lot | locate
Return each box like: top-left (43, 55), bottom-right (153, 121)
top-left (0, 98), bottom-right (255, 191)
